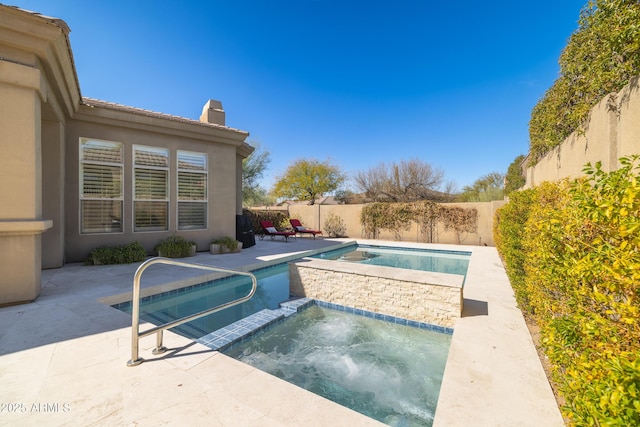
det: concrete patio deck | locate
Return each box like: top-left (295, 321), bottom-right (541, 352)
top-left (0, 238), bottom-right (563, 426)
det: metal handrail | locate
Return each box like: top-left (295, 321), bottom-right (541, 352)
top-left (127, 257), bottom-right (257, 366)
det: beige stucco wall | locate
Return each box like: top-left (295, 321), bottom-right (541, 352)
top-left (525, 76), bottom-right (640, 187)
top-left (0, 6), bottom-right (252, 304)
top-left (0, 57), bottom-right (52, 304)
top-left (289, 258), bottom-right (464, 328)
top-left (63, 109), bottom-right (245, 262)
top-left (289, 200), bottom-right (504, 246)
top-left (42, 119), bottom-right (66, 268)
top-left (618, 76), bottom-right (640, 161)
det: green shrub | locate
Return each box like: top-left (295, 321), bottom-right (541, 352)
top-left (493, 188), bottom-right (536, 310)
top-left (495, 156), bottom-right (640, 425)
top-left (211, 236), bottom-right (240, 253)
top-left (323, 212), bottom-right (347, 237)
top-left (504, 154), bottom-right (526, 195)
top-left (277, 217), bottom-right (291, 230)
top-left (154, 236), bottom-right (196, 258)
top-left (86, 242), bottom-right (147, 265)
top-left (244, 209), bottom-right (289, 235)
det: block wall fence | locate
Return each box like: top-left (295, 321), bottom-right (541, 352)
top-left (524, 75), bottom-right (640, 188)
top-left (286, 200), bottom-right (505, 247)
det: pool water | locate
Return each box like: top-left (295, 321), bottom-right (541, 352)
top-left (114, 263), bottom-right (289, 339)
top-left (114, 245), bottom-right (469, 340)
top-left (314, 245), bottom-right (470, 276)
top-left (225, 305), bottom-right (451, 426)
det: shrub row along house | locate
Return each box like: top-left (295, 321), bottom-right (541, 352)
top-left (0, 6), bottom-right (254, 305)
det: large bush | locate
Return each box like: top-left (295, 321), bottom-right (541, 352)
top-left (493, 188), bottom-right (536, 309)
top-left (86, 242), bottom-right (147, 265)
top-left (494, 156), bottom-right (640, 425)
top-left (529, 1), bottom-right (640, 163)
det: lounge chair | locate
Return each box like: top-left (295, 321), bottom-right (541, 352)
top-left (290, 219), bottom-right (323, 239)
top-left (259, 220), bottom-right (296, 242)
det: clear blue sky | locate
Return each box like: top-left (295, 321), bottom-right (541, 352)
top-left (8, 1), bottom-right (586, 191)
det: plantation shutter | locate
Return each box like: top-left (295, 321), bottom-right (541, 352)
top-left (134, 146), bottom-right (169, 231)
top-left (177, 151), bottom-right (207, 230)
top-left (80, 139), bottom-right (123, 233)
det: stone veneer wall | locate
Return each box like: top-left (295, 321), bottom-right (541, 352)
top-left (289, 258), bottom-right (464, 328)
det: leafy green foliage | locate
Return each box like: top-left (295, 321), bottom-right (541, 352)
top-left (529, 0), bottom-right (640, 163)
top-left (86, 242), bottom-right (147, 265)
top-left (458, 171), bottom-right (505, 202)
top-left (243, 209), bottom-right (289, 236)
top-left (154, 236), bottom-right (196, 258)
top-left (210, 236), bottom-right (239, 252)
top-left (272, 158), bottom-right (345, 205)
top-left (494, 156), bottom-right (640, 425)
top-left (504, 155), bottom-right (526, 195)
top-left (242, 141), bottom-right (272, 207)
top-left (493, 188), bottom-right (536, 309)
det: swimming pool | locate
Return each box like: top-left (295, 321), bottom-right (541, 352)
top-left (114, 263), bottom-right (290, 339)
top-left (114, 242), bottom-right (462, 425)
top-left (115, 243), bottom-right (469, 339)
top-left (225, 304), bottom-right (451, 426)
top-left (314, 244), bottom-right (470, 276)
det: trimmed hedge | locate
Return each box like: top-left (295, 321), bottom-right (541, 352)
top-left (494, 156), bottom-right (640, 425)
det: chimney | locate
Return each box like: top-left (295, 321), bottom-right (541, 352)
top-left (199, 100), bottom-right (225, 125)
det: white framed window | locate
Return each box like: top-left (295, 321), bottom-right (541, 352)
top-left (79, 138), bottom-right (123, 234)
top-left (133, 145), bottom-right (169, 232)
top-left (177, 150), bottom-right (207, 230)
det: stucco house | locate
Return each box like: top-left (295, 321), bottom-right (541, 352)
top-left (0, 5), bottom-right (253, 305)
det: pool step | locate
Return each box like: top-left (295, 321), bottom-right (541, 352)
top-left (196, 297), bottom-right (313, 351)
top-left (143, 310), bottom-right (211, 338)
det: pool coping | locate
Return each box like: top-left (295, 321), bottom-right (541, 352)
top-left (100, 240), bottom-right (356, 306)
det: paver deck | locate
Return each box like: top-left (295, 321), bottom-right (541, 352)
top-left (0, 238), bottom-right (563, 426)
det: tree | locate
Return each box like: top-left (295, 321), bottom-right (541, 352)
top-left (242, 141), bottom-right (271, 207)
top-left (271, 158), bottom-right (345, 205)
top-left (504, 155), bottom-right (526, 196)
top-left (458, 172), bottom-right (504, 202)
top-left (354, 158), bottom-right (450, 202)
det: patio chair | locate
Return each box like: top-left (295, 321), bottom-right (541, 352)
top-left (259, 220), bottom-right (296, 242)
top-left (289, 219), bottom-right (323, 239)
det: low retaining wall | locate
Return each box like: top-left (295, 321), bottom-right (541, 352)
top-left (289, 258), bottom-right (464, 328)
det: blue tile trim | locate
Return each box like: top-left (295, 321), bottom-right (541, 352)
top-left (114, 242), bottom-right (459, 350)
top-left (357, 244), bottom-right (472, 257)
top-left (313, 300), bottom-right (454, 335)
top-left (196, 297), bottom-right (316, 351)
top-left (150, 294), bottom-right (453, 354)
top-left (111, 264), bottom-right (287, 311)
